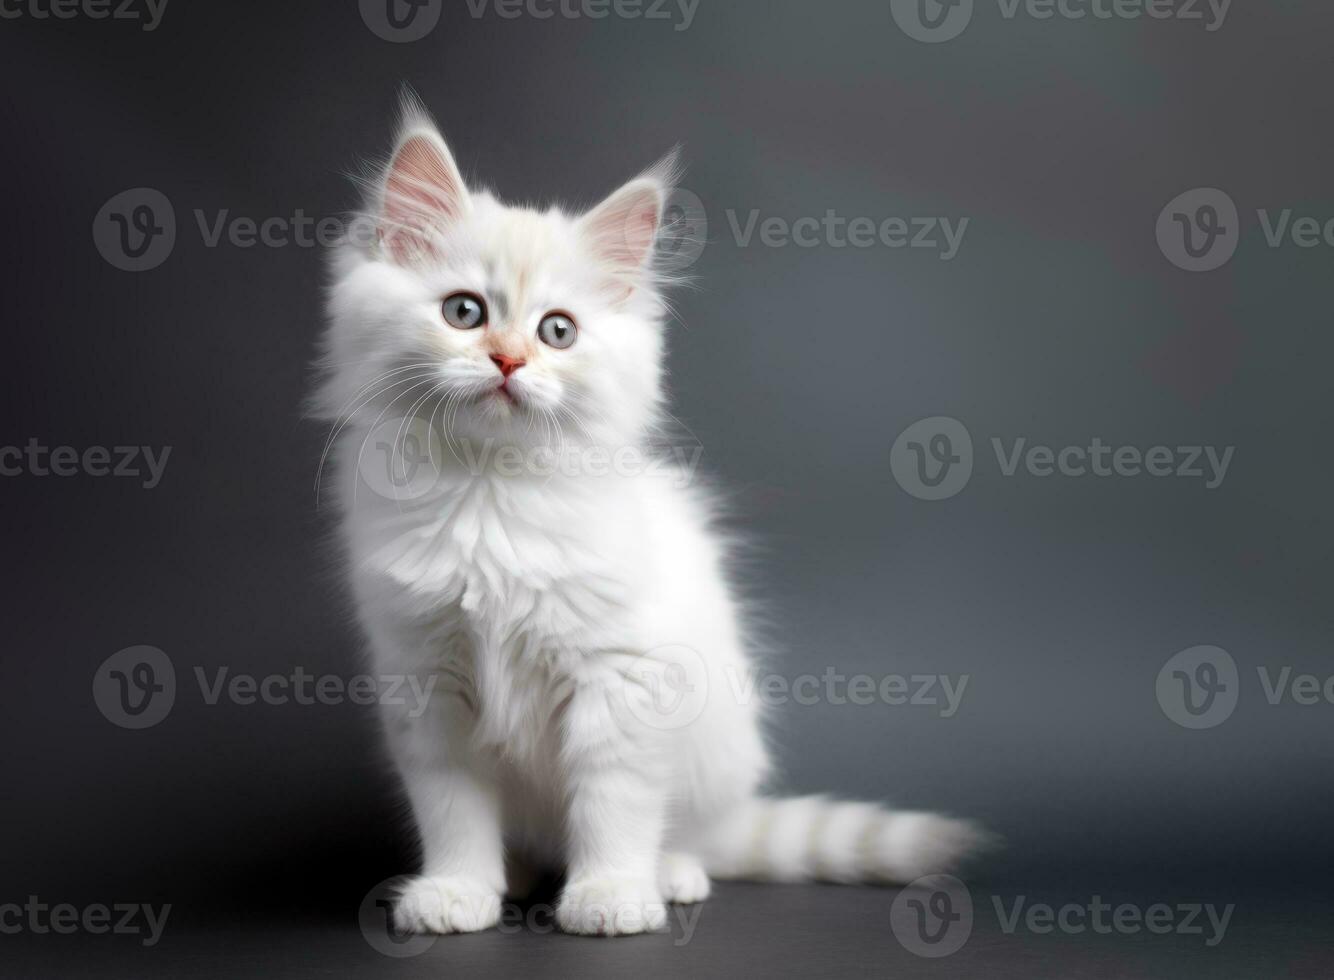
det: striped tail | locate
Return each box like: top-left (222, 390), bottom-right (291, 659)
top-left (697, 796), bottom-right (988, 884)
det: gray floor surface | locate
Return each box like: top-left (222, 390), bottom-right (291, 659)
top-left (6, 881), bottom-right (1329, 978)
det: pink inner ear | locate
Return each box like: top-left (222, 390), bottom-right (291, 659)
top-left (382, 135), bottom-right (464, 262)
top-left (587, 185), bottom-right (661, 272)
top-left (623, 198), bottom-right (659, 262)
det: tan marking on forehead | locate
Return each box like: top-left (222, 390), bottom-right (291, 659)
top-left (512, 263), bottom-right (529, 322)
top-left (479, 209), bottom-right (565, 356)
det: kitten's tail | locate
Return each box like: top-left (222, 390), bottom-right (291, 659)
top-left (696, 795), bottom-right (989, 884)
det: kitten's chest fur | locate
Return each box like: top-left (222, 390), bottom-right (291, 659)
top-left (365, 472), bottom-right (634, 622)
top-left (351, 466), bottom-right (645, 750)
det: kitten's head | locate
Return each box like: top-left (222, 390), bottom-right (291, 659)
top-left (317, 99), bottom-right (682, 453)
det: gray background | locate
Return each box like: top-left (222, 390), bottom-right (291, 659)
top-left (1, 0), bottom-right (1331, 975)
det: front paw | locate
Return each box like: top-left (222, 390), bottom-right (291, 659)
top-left (393, 874), bottom-right (502, 934)
top-left (659, 852), bottom-right (711, 904)
top-left (556, 877), bottom-right (667, 936)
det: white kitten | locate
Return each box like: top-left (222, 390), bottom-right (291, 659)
top-left (314, 95), bottom-right (982, 937)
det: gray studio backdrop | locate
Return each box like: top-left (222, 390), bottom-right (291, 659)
top-left (1, 0), bottom-right (1330, 918)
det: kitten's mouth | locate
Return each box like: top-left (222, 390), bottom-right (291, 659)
top-left (494, 383), bottom-right (518, 406)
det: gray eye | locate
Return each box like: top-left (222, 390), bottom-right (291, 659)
top-left (442, 292), bottom-right (487, 330)
top-left (537, 312), bottom-right (577, 350)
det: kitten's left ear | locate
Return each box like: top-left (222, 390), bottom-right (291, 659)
top-left (378, 105), bottom-right (470, 265)
top-left (579, 150), bottom-right (680, 285)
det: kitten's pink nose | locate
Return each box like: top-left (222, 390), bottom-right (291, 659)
top-left (490, 354), bottom-right (526, 378)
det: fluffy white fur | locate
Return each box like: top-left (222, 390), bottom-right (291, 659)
top-left (314, 95), bottom-right (981, 937)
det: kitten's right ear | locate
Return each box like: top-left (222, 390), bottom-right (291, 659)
top-left (578, 149), bottom-right (681, 295)
top-left (378, 115), bottom-right (470, 265)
